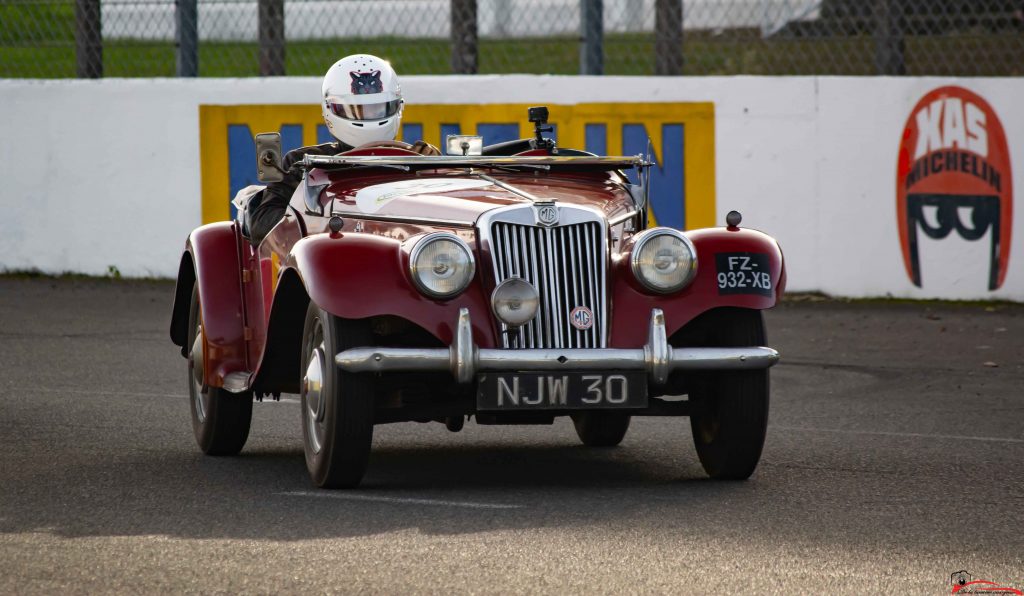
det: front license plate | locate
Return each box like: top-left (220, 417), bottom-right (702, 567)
top-left (476, 372), bottom-right (648, 411)
top-left (715, 252), bottom-right (773, 296)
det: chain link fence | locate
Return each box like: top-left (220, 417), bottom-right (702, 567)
top-left (2, 0), bottom-right (1022, 78)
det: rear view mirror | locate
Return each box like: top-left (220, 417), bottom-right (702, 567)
top-left (255, 132), bottom-right (284, 183)
top-left (446, 135), bottom-right (483, 156)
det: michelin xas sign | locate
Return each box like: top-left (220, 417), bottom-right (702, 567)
top-left (897, 86), bottom-right (1013, 291)
top-left (199, 102), bottom-right (715, 231)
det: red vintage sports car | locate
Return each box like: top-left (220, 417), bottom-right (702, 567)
top-left (169, 107), bottom-right (785, 488)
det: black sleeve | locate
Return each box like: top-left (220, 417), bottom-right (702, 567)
top-left (248, 142), bottom-right (349, 245)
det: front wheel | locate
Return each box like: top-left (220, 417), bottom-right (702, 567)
top-left (300, 302), bottom-right (375, 488)
top-left (187, 285), bottom-right (253, 455)
top-left (685, 308), bottom-right (770, 480)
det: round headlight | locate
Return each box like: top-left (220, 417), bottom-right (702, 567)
top-left (630, 228), bottom-right (697, 293)
top-left (491, 278), bottom-right (540, 327)
top-left (409, 233), bottom-right (475, 299)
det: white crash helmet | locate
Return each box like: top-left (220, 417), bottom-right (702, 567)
top-left (321, 54), bottom-right (403, 148)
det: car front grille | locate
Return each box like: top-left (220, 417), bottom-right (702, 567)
top-left (489, 217), bottom-right (607, 349)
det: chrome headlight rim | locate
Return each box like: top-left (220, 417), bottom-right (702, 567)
top-left (629, 228), bottom-right (698, 294)
top-left (490, 277), bottom-right (540, 328)
top-left (409, 232), bottom-right (476, 300)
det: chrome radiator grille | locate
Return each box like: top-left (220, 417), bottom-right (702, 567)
top-left (489, 220), bottom-right (607, 349)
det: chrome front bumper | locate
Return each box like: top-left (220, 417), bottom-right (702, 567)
top-left (334, 308), bottom-right (779, 385)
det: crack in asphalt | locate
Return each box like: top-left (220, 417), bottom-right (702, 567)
top-left (277, 490), bottom-right (523, 510)
top-left (0, 331), bottom-right (160, 339)
top-left (775, 425), bottom-right (1024, 444)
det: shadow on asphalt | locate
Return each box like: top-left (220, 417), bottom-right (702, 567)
top-left (1, 440), bottom-right (761, 541)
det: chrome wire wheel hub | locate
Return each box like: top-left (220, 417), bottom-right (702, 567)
top-left (303, 340), bottom-right (327, 454)
top-left (189, 325), bottom-right (210, 423)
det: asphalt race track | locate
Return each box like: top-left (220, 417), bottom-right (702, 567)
top-left (1, 278), bottom-right (1021, 594)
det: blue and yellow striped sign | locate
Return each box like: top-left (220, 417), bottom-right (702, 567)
top-left (199, 102), bottom-right (715, 230)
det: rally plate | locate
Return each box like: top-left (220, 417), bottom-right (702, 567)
top-left (477, 372), bottom-right (648, 411)
top-left (715, 252), bottom-right (773, 296)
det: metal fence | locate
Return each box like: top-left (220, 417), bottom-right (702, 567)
top-left (2, 0), bottom-right (1022, 78)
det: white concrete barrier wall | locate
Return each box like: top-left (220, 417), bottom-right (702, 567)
top-left (1, 75), bottom-right (1021, 301)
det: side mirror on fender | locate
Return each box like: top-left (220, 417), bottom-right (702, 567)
top-left (255, 132), bottom-right (285, 183)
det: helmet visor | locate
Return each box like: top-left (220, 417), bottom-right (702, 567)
top-left (328, 99), bottom-right (402, 121)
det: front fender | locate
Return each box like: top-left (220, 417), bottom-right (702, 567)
top-left (287, 232), bottom-right (497, 346)
top-left (610, 227), bottom-right (785, 346)
top-left (169, 221), bottom-right (247, 389)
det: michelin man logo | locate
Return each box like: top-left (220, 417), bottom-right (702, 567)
top-left (897, 86), bottom-right (1013, 291)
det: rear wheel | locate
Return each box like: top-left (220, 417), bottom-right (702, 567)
top-left (300, 302), bottom-right (375, 488)
top-left (571, 412), bottom-right (631, 447)
top-left (685, 308), bottom-right (769, 480)
top-left (187, 285), bottom-right (253, 455)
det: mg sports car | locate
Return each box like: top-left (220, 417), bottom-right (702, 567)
top-left (169, 107), bottom-right (785, 488)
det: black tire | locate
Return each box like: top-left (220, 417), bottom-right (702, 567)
top-left (187, 285), bottom-right (253, 455)
top-left (300, 302), bottom-right (375, 488)
top-left (571, 412), bottom-right (631, 447)
top-left (686, 308), bottom-right (769, 480)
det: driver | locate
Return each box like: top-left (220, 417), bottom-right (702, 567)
top-left (248, 54), bottom-right (439, 244)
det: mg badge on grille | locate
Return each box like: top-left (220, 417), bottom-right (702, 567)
top-left (536, 204), bottom-right (558, 226)
top-left (569, 306), bottom-right (594, 330)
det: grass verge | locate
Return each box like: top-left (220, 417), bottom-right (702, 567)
top-left (2, 31), bottom-right (1022, 78)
